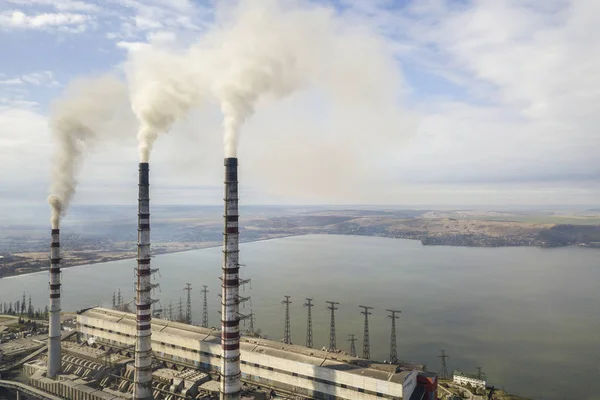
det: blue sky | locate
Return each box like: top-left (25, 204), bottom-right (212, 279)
top-left (1, 0), bottom-right (599, 209)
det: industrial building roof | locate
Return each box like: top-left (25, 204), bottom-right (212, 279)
top-left (82, 307), bottom-right (417, 383)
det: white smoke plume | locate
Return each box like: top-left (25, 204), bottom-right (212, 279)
top-left (45, 0), bottom-right (409, 212)
top-left (187, 0), bottom-right (405, 158)
top-left (124, 43), bottom-right (206, 162)
top-left (48, 75), bottom-right (128, 228)
top-left (122, 0), bottom-right (408, 164)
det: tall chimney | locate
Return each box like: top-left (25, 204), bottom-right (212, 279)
top-left (221, 157), bottom-right (241, 400)
top-left (134, 162), bottom-right (153, 400)
top-left (47, 228), bottom-right (61, 378)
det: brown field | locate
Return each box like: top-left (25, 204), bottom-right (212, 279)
top-left (344, 216), bottom-right (551, 237)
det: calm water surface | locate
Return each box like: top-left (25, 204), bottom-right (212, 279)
top-left (1, 235), bottom-right (599, 400)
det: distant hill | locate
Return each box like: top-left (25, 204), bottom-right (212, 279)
top-left (538, 224), bottom-right (600, 247)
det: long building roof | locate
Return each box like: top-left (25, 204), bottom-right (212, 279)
top-left (79, 307), bottom-right (418, 384)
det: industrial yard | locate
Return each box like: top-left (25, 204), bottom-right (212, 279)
top-left (0, 0), bottom-right (594, 398)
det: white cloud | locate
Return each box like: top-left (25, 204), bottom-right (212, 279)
top-left (0, 10), bottom-right (91, 30)
top-left (0, 108), bottom-right (51, 187)
top-left (0, 78), bottom-right (23, 85)
top-left (334, 0), bottom-right (600, 187)
top-left (146, 31), bottom-right (177, 45)
top-left (116, 40), bottom-right (146, 51)
top-left (134, 15), bottom-right (163, 30)
top-left (21, 71), bottom-right (60, 86)
top-left (0, 71), bottom-right (59, 88)
top-left (105, 0), bottom-right (210, 43)
top-left (4, 0), bottom-right (101, 13)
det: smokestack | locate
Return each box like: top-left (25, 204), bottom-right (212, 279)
top-left (47, 228), bottom-right (61, 378)
top-left (221, 157), bottom-right (241, 400)
top-left (134, 162), bottom-right (153, 400)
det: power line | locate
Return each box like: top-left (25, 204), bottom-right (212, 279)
top-left (386, 309), bottom-right (401, 363)
top-left (201, 285), bottom-right (209, 328)
top-left (303, 298), bottom-right (314, 348)
top-left (359, 305), bottom-right (374, 359)
top-left (282, 296), bottom-right (292, 344)
top-left (248, 309), bottom-right (255, 336)
top-left (326, 301), bottom-right (339, 351)
top-left (348, 334), bottom-right (357, 357)
top-left (178, 298), bottom-right (184, 322)
top-left (439, 350), bottom-right (449, 380)
top-left (183, 283), bottom-right (192, 324)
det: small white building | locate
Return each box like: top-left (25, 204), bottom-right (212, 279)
top-left (453, 370), bottom-right (486, 389)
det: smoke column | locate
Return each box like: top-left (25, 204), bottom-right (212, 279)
top-left (184, 0), bottom-right (403, 159)
top-left (124, 44), bottom-right (206, 162)
top-left (48, 75), bottom-right (128, 228)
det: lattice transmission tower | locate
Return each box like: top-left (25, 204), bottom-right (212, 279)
top-left (178, 298), bottom-right (184, 322)
top-left (326, 301), bottom-right (339, 351)
top-left (201, 285), bottom-right (209, 328)
top-left (359, 305), bottom-right (374, 359)
top-left (439, 350), bottom-right (449, 380)
top-left (247, 310), bottom-right (255, 336)
top-left (348, 334), bottom-right (357, 357)
top-left (183, 283), bottom-right (192, 324)
top-left (386, 309), bottom-right (401, 363)
top-left (303, 298), bottom-right (314, 348)
top-left (282, 296), bottom-right (292, 344)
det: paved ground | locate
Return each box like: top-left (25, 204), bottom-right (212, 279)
top-left (0, 316), bottom-right (18, 327)
top-left (0, 334), bottom-right (46, 357)
top-left (0, 379), bottom-right (64, 400)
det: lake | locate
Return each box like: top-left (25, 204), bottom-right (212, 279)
top-left (1, 234), bottom-right (599, 400)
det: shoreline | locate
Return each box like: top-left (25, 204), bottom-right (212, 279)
top-left (0, 234), bottom-right (302, 280)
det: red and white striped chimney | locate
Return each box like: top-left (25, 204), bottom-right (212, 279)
top-left (134, 162), bottom-right (153, 400)
top-left (47, 228), bottom-right (61, 378)
top-left (221, 157), bottom-right (241, 400)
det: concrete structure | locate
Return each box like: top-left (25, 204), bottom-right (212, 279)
top-left (47, 228), bottom-right (61, 379)
top-left (78, 307), bottom-right (420, 400)
top-left (23, 338), bottom-right (214, 400)
top-left (416, 372), bottom-right (438, 400)
top-left (453, 370), bottom-right (486, 389)
top-left (222, 157), bottom-right (241, 400)
top-left (134, 162), bottom-right (153, 400)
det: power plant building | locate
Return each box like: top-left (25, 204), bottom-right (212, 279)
top-left (77, 307), bottom-right (420, 400)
